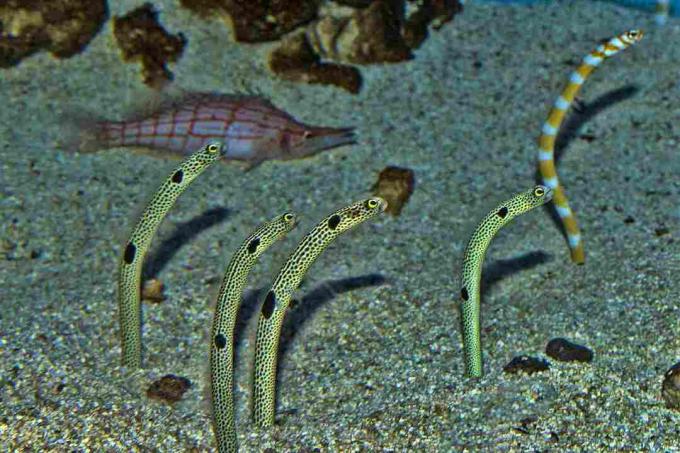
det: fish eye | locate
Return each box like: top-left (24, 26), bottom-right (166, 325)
top-left (533, 186), bottom-right (545, 197)
top-left (367, 199), bottom-right (379, 209)
top-left (207, 143), bottom-right (220, 153)
top-left (283, 213), bottom-right (294, 222)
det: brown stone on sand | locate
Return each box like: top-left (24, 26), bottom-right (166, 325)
top-left (545, 338), bottom-right (593, 363)
top-left (113, 4), bottom-right (186, 89)
top-left (0, 0), bottom-right (108, 68)
top-left (503, 355), bottom-right (550, 375)
top-left (147, 374), bottom-right (192, 403)
top-left (179, 0), bottom-right (320, 43)
top-left (372, 166), bottom-right (415, 216)
top-left (141, 278), bottom-right (165, 303)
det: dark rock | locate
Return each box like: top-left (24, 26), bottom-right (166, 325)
top-left (662, 361), bottom-right (680, 410)
top-left (180, 0), bottom-right (320, 43)
top-left (503, 355), bottom-right (550, 375)
top-left (269, 32), bottom-right (362, 93)
top-left (545, 338), bottom-right (593, 363)
top-left (343, 0), bottom-right (413, 64)
top-left (402, 0), bottom-right (463, 49)
top-left (146, 374), bottom-right (192, 403)
top-left (0, 0), bottom-right (108, 67)
top-left (113, 4), bottom-right (186, 88)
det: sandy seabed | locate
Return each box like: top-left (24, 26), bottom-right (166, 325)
top-left (1, 0), bottom-right (679, 451)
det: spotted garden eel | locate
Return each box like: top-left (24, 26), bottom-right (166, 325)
top-left (537, 29), bottom-right (643, 264)
top-left (460, 185), bottom-right (553, 378)
top-left (252, 197), bottom-right (387, 427)
top-left (210, 212), bottom-right (298, 453)
top-left (118, 141), bottom-right (224, 368)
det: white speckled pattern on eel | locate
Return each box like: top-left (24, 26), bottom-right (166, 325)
top-left (118, 141), bottom-right (224, 368)
top-left (210, 212), bottom-right (297, 453)
top-left (252, 197), bottom-right (387, 427)
top-left (459, 186), bottom-right (553, 378)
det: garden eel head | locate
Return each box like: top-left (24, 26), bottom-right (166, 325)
top-left (254, 212), bottom-right (298, 254)
top-left (528, 185), bottom-right (553, 207)
top-left (327, 197), bottom-right (387, 233)
top-left (206, 140), bottom-right (226, 157)
top-left (623, 29), bottom-right (644, 44)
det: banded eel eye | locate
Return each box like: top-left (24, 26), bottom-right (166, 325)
top-left (207, 143), bottom-right (221, 153)
top-left (283, 213), bottom-right (295, 223)
top-left (366, 198), bottom-right (380, 209)
top-left (627, 30), bottom-right (643, 41)
top-left (533, 186), bottom-right (545, 197)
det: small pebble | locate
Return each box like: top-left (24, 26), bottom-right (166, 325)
top-left (141, 278), bottom-right (166, 303)
top-left (503, 355), bottom-right (549, 375)
top-left (662, 361), bottom-right (680, 410)
top-left (372, 166), bottom-right (415, 216)
top-left (545, 338), bottom-right (593, 363)
top-left (655, 226), bottom-right (670, 237)
top-left (146, 374), bottom-right (192, 403)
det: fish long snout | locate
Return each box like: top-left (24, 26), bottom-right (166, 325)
top-left (306, 126), bottom-right (356, 150)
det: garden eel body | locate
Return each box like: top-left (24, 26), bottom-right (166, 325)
top-left (118, 141), bottom-right (224, 368)
top-left (537, 29), bottom-right (643, 264)
top-left (252, 197), bottom-right (387, 427)
top-left (460, 186), bottom-right (553, 378)
top-left (210, 212), bottom-right (298, 453)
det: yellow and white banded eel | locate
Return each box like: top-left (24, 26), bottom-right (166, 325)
top-left (537, 29), bottom-right (643, 264)
top-left (210, 212), bottom-right (297, 453)
top-left (656, 0), bottom-right (670, 25)
top-left (460, 186), bottom-right (552, 378)
top-left (118, 141), bottom-right (224, 368)
top-left (252, 197), bottom-right (387, 427)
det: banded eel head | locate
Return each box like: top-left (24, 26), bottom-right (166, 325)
top-left (622, 29), bottom-right (644, 45)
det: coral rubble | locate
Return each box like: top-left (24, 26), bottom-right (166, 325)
top-left (269, 32), bottom-right (362, 94)
top-left (112, 3), bottom-right (186, 88)
top-left (182, 0), bottom-right (462, 92)
top-left (0, 0), bottom-right (108, 68)
top-left (179, 0), bottom-right (321, 42)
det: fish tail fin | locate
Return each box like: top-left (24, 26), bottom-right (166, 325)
top-left (57, 110), bottom-right (122, 154)
top-left (79, 121), bottom-right (123, 154)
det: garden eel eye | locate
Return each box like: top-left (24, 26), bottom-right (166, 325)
top-left (283, 213), bottom-right (295, 223)
top-left (207, 143), bottom-right (220, 153)
top-left (534, 186), bottom-right (545, 197)
top-left (367, 199), bottom-right (379, 209)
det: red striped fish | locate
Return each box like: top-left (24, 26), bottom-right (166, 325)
top-left (77, 93), bottom-right (355, 168)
